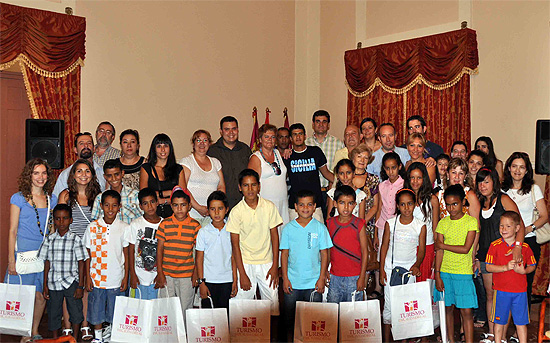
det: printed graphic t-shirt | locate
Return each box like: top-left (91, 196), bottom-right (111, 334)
top-left (284, 146), bottom-right (327, 209)
top-left (125, 216), bottom-right (161, 286)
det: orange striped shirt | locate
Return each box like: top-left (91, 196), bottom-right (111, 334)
top-left (156, 215), bottom-right (200, 278)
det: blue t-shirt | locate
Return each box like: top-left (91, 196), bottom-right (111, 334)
top-left (195, 222), bottom-right (233, 283)
top-left (367, 147), bottom-right (410, 178)
top-left (280, 219), bottom-right (333, 289)
top-left (11, 192), bottom-right (58, 252)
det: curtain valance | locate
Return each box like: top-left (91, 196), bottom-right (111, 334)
top-left (345, 28), bottom-right (478, 97)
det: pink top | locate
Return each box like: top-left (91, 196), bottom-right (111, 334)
top-left (375, 176), bottom-right (404, 231)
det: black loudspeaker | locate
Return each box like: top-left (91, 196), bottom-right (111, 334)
top-left (535, 119), bottom-right (550, 175)
top-left (26, 119), bottom-right (64, 169)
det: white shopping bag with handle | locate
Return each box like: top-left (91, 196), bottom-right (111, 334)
top-left (339, 291), bottom-right (382, 343)
top-left (0, 274), bottom-right (35, 337)
top-left (149, 287), bottom-right (187, 343)
top-left (229, 297), bottom-right (271, 342)
top-left (111, 288), bottom-right (151, 342)
top-left (294, 291), bottom-right (338, 343)
top-left (186, 297), bottom-right (229, 342)
top-left (390, 280), bottom-right (434, 340)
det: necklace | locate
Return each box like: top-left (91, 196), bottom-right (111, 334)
top-left (260, 148), bottom-right (282, 176)
top-left (355, 170), bottom-right (367, 176)
top-left (30, 194), bottom-right (49, 236)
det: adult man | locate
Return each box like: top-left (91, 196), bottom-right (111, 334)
top-left (333, 125), bottom-right (363, 167)
top-left (207, 116), bottom-right (252, 209)
top-left (367, 123), bottom-right (411, 177)
top-left (401, 115), bottom-right (444, 159)
top-left (53, 132), bottom-right (106, 197)
top-left (93, 121), bottom-right (121, 168)
top-left (284, 123), bottom-right (334, 222)
top-left (450, 141), bottom-right (468, 160)
top-left (276, 127), bottom-right (290, 155)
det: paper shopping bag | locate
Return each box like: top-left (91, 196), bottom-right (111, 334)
top-left (0, 275), bottom-right (35, 337)
top-left (294, 299), bottom-right (338, 343)
top-left (339, 293), bottom-right (382, 343)
top-left (427, 279), bottom-right (440, 329)
top-left (229, 298), bottom-right (271, 342)
top-left (111, 295), bottom-right (152, 342)
top-left (149, 289), bottom-right (187, 343)
top-left (186, 297), bottom-right (229, 343)
top-left (390, 280), bottom-right (434, 340)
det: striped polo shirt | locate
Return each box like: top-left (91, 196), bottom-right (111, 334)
top-left (156, 215), bottom-right (200, 278)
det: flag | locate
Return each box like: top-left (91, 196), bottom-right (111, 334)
top-left (264, 107), bottom-right (271, 124)
top-left (250, 107), bottom-right (260, 152)
top-left (283, 107), bottom-right (289, 128)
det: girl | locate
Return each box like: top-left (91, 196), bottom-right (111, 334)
top-left (118, 129), bottom-right (144, 190)
top-left (475, 136), bottom-right (504, 181)
top-left (379, 188), bottom-right (427, 342)
top-left (327, 158), bottom-right (367, 218)
top-left (405, 133), bottom-right (436, 184)
top-left (465, 150), bottom-right (486, 190)
top-left (360, 117), bottom-right (382, 152)
top-left (433, 153), bottom-right (450, 192)
top-left (404, 162), bottom-right (439, 282)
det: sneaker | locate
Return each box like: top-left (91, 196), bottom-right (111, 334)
top-left (91, 339), bottom-right (103, 343)
top-left (102, 324), bottom-right (112, 342)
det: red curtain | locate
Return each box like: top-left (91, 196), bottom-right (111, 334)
top-left (345, 29), bottom-right (478, 152)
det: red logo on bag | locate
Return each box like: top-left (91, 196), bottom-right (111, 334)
top-left (404, 300), bottom-right (418, 312)
top-left (311, 321), bottom-right (325, 332)
top-left (125, 315), bottom-right (138, 326)
top-left (158, 315), bottom-right (168, 326)
top-left (242, 317), bottom-right (256, 327)
top-left (201, 326), bottom-right (215, 337)
top-left (5, 301), bottom-right (20, 311)
top-left (354, 318), bottom-right (368, 329)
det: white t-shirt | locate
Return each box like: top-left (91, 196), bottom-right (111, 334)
top-left (384, 216), bottom-right (424, 271)
top-left (125, 216), bottom-right (161, 286)
top-left (327, 188), bottom-right (367, 217)
top-left (413, 204), bottom-right (434, 245)
top-left (83, 218), bottom-right (129, 289)
top-left (505, 185), bottom-right (544, 238)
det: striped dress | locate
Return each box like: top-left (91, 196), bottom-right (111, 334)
top-left (70, 203), bottom-right (92, 238)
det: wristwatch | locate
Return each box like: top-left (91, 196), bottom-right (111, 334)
top-left (197, 278), bottom-right (206, 285)
top-left (531, 224), bottom-right (537, 232)
top-left (514, 241), bottom-right (522, 247)
top-left (77, 286), bottom-right (85, 290)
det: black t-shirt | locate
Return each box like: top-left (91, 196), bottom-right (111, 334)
top-left (284, 146), bottom-right (327, 209)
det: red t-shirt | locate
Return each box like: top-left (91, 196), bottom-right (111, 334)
top-left (327, 216), bottom-right (365, 277)
top-left (486, 239), bottom-right (536, 293)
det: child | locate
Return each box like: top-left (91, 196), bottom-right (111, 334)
top-left (486, 211), bottom-right (536, 343)
top-left (92, 159), bottom-right (141, 224)
top-left (326, 185), bottom-right (369, 303)
top-left (195, 191), bottom-right (237, 309)
top-left (125, 187), bottom-right (162, 300)
top-left (227, 169), bottom-right (283, 315)
top-left (434, 153), bottom-right (450, 192)
top-left (327, 159), bottom-right (367, 219)
top-left (433, 185), bottom-right (478, 343)
top-left (155, 186), bottom-right (201, 320)
top-left (379, 188), bottom-right (427, 342)
top-left (280, 189), bottom-right (333, 340)
top-left (83, 190), bottom-right (129, 343)
top-left (38, 204), bottom-right (88, 339)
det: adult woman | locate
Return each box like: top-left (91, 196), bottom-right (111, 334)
top-left (57, 159), bottom-right (101, 339)
top-left (476, 167), bottom-right (524, 343)
top-left (502, 152), bottom-right (548, 308)
top-left (248, 124), bottom-right (289, 226)
top-left (179, 129), bottom-right (225, 224)
top-left (6, 158), bottom-right (57, 342)
top-left (360, 117), bottom-right (381, 153)
top-left (405, 133), bottom-right (436, 184)
top-left (475, 136), bottom-right (504, 181)
top-left (117, 129), bottom-right (145, 190)
top-left (465, 150), bottom-right (486, 190)
top-left (140, 133), bottom-right (188, 218)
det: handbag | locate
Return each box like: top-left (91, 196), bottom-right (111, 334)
top-left (151, 166), bottom-right (173, 218)
top-left (531, 185), bottom-right (550, 244)
top-left (389, 216), bottom-right (413, 286)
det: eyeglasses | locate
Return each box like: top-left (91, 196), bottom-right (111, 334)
top-left (195, 138), bottom-right (210, 144)
top-left (271, 162), bottom-right (281, 176)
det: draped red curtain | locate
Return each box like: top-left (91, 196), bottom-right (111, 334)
top-left (345, 29), bottom-right (478, 152)
top-left (0, 2), bottom-right (86, 169)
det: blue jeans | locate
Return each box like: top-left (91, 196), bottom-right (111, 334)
top-left (87, 287), bottom-right (124, 325)
top-left (283, 289), bottom-right (322, 341)
top-left (327, 274), bottom-right (362, 303)
top-left (132, 284), bottom-right (158, 300)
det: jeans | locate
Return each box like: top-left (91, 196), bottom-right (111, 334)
top-left (327, 274), bottom-right (362, 303)
top-left (473, 272), bottom-right (487, 322)
top-left (200, 282), bottom-right (232, 309)
top-left (283, 289), bottom-right (322, 341)
top-left (87, 287), bottom-right (123, 325)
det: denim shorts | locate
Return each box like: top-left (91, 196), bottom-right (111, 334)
top-left (327, 274), bottom-right (362, 303)
top-left (131, 284), bottom-right (158, 300)
top-left (87, 287), bottom-right (124, 325)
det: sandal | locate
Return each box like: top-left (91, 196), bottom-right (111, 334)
top-left (474, 320), bottom-right (486, 328)
top-left (459, 332), bottom-right (465, 343)
top-left (62, 328), bottom-right (73, 336)
top-left (508, 336), bottom-right (519, 343)
top-left (81, 326), bottom-right (93, 341)
top-left (479, 333), bottom-right (494, 343)
top-left (30, 335), bottom-right (43, 342)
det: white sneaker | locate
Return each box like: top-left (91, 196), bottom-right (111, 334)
top-left (91, 339), bottom-right (103, 343)
top-left (102, 324), bottom-right (112, 342)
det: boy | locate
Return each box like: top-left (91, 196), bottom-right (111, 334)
top-left (227, 169), bottom-right (283, 315)
top-left (486, 211), bottom-right (536, 343)
top-left (195, 191), bottom-right (237, 309)
top-left (326, 185), bottom-right (368, 303)
top-left (38, 204), bottom-right (88, 339)
top-left (434, 185), bottom-right (479, 343)
top-left (155, 186), bottom-right (201, 320)
top-left (280, 189), bottom-right (332, 340)
top-left (84, 190), bottom-right (129, 343)
top-left (125, 188), bottom-right (162, 300)
top-left (92, 159), bottom-right (141, 224)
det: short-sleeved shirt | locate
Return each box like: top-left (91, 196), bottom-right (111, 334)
top-left (93, 146), bottom-right (121, 168)
top-left (384, 216), bottom-right (424, 270)
top-left (155, 215), bottom-right (200, 278)
top-left (327, 188), bottom-right (367, 217)
top-left (280, 219), bottom-right (333, 289)
top-left (83, 218), bottom-right (129, 289)
top-left (504, 185), bottom-right (544, 238)
top-left (53, 161), bottom-right (106, 197)
top-left (327, 216), bottom-right (366, 277)
top-left (91, 186), bottom-right (141, 224)
top-left (195, 223), bottom-right (233, 283)
top-left (225, 196), bottom-right (283, 265)
top-left (125, 216), bottom-right (161, 286)
top-left (332, 147), bottom-right (350, 168)
top-left (38, 231), bottom-right (88, 291)
top-left (11, 192), bottom-right (58, 252)
top-left (435, 214), bottom-right (479, 275)
top-left (306, 134), bottom-right (344, 188)
top-left (284, 146), bottom-right (328, 209)
top-left (486, 239), bottom-right (536, 293)
top-left (367, 147), bottom-right (411, 178)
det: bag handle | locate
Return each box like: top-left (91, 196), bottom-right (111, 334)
top-left (309, 290), bottom-right (323, 303)
top-left (198, 296), bottom-right (214, 309)
top-left (350, 290), bottom-right (367, 302)
top-left (4, 274), bottom-right (24, 296)
top-left (391, 215), bottom-right (398, 269)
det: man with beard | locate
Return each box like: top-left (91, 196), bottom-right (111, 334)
top-left (93, 121), bottom-right (121, 168)
top-left (53, 132), bottom-right (107, 197)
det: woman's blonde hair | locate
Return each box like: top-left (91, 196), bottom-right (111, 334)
top-left (350, 143), bottom-right (375, 165)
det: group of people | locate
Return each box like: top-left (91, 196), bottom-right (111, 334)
top-left (4, 111), bottom-right (548, 343)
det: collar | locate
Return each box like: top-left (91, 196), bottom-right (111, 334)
top-left (98, 217), bottom-right (120, 227)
